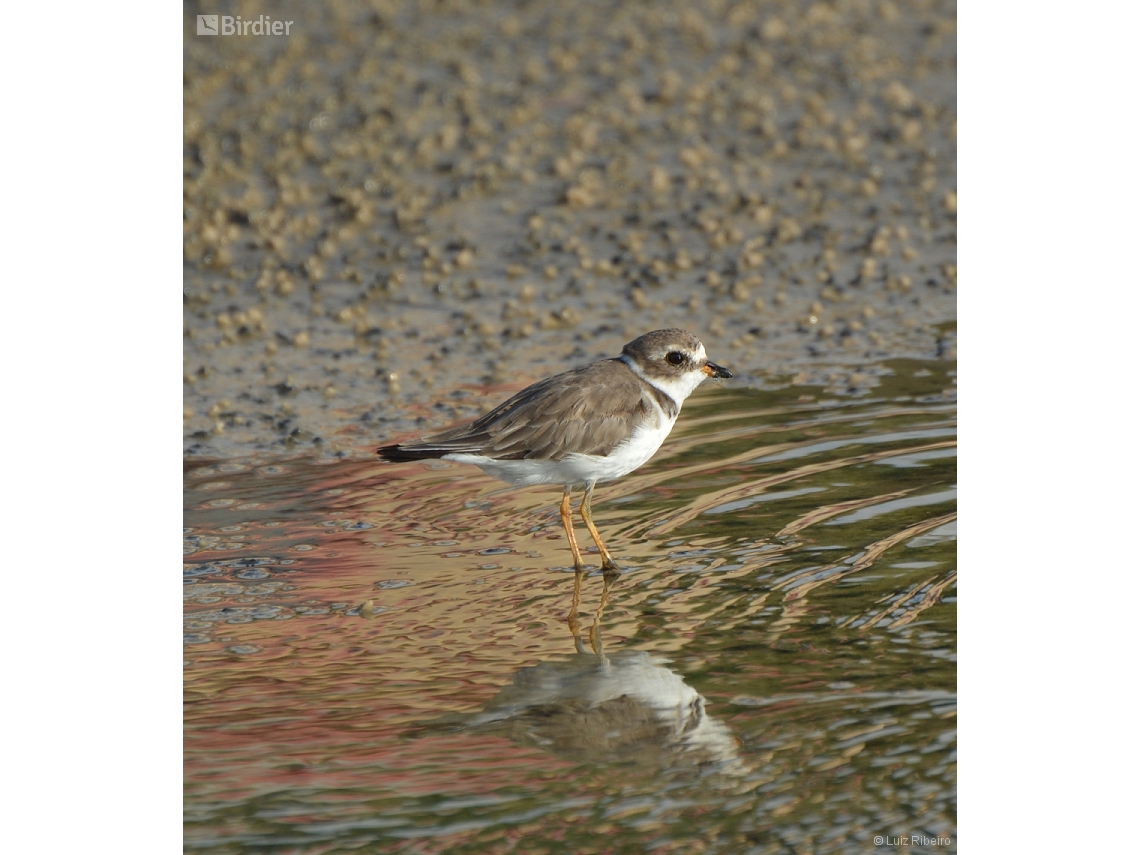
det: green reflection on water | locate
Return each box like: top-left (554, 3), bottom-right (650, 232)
top-left (185, 360), bottom-right (956, 853)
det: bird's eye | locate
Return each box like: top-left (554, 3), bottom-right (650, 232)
top-left (665, 351), bottom-right (685, 366)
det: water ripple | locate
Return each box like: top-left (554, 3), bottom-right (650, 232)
top-left (185, 360), bottom-right (956, 851)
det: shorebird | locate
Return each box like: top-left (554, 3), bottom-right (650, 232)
top-left (378, 329), bottom-right (731, 578)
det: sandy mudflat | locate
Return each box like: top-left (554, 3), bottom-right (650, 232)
top-left (183, 0), bottom-right (955, 458)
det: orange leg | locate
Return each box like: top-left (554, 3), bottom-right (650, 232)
top-left (580, 481), bottom-right (622, 574)
top-left (560, 486), bottom-right (585, 570)
top-left (561, 487), bottom-right (588, 651)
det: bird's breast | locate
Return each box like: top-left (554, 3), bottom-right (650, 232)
top-left (586, 411), bottom-right (677, 482)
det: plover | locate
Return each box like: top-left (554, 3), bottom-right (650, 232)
top-left (378, 329), bottom-right (731, 576)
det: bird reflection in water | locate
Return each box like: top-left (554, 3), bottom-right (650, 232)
top-left (566, 565), bottom-right (621, 655)
top-left (467, 651), bottom-right (744, 777)
top-left (430, 571), bottom-right (746, 779)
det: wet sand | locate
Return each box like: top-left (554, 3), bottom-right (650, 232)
top-left (183, 0), bottom-right (955, 458)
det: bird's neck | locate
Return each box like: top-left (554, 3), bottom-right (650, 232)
top-left (619, 355), bottom-right (702, 412)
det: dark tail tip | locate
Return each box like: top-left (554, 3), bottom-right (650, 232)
top-left (377, 443), bottom-right (441, 461)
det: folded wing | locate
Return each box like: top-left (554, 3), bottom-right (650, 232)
top-left (378, 360), bottom-right (652, 461)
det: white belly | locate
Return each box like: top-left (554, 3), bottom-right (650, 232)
top-left (443, 413), bottom-right (677, 487)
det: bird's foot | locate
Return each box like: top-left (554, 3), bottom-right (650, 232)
top-left (600, 558), bottom-right (623, 579)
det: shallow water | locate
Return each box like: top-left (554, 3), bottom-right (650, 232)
top-left (184, 360), bottom-right (956, 853)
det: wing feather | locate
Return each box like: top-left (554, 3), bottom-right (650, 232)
top-left (380, 359), bottom-right (661, 461)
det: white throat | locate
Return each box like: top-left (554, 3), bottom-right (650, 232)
top-left (620, 354), bottom-right (707, 407)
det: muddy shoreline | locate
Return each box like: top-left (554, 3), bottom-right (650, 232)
top-left (184, 0), bottom-right (956, 458)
